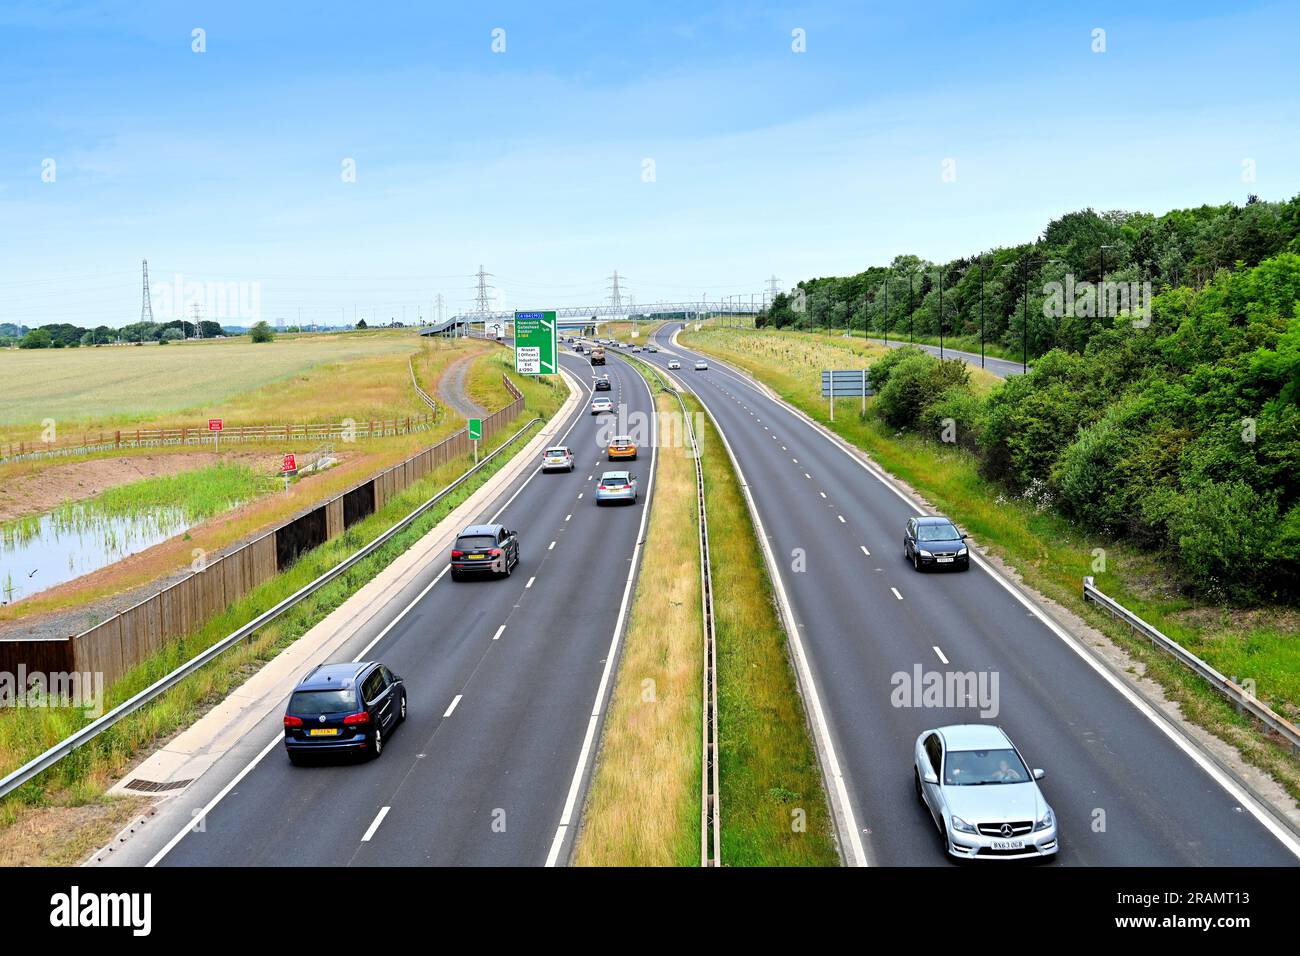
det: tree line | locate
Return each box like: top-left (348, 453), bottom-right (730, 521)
top-left (760, 194), bottom-right (1300, 364)
top-left (863, 249), bottom-right (1300, 605)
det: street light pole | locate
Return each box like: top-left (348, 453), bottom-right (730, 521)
top-left (937, 267), bottom-right (945, 361)
top-left (908, 272), bottom-right (915, 343)
top-left (978, 256), bottom-right (986, 369)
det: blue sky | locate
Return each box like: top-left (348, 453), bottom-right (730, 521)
top-left (2, 1), bottom-right (1298, 328)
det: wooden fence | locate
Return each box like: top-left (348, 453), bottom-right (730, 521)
top-left (1, 414), bottom-right (439, 464)
top-left (0, 377), bottom-right (526, 688)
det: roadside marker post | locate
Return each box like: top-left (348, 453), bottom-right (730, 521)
top-left (468, 418), bottom-right (482, 464)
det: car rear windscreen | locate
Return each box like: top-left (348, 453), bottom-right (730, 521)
top-left (457, 535), bottom-right (496, 549)
top-left (545, 448), bottom-right (567, 455)
top-left (601, 475), bottom-right (629, 485)
top-left (289, 688), bottom-right (357, 715)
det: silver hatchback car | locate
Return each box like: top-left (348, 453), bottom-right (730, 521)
top-left (595, 470), bottom-right (637, 505)
top-left (914, 724), bottom-right (1058, 861)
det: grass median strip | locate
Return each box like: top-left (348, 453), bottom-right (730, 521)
top-left (573, 387), bottom-right (701, 867)
top-left (0, 382), bottom-right (563, 862)
top-left (686, 388), bottom-right (838, 866)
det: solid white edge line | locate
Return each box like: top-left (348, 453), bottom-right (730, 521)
top-left (146, 732), bottom-right (284, 867)
top-left (361, 806), bottom-right (391, 842)
top-left (545, 356), bottom-right (659, 866)
top-left (659, 332), bottom-right (868, 867)
top-left (148, 359), bottom-right (593, 867)
top-left (672, 328), bottom-right (1300, 860)
top-left (443, 694), bottom-right (462, 718)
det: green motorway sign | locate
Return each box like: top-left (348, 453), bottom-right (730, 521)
top-left (468, 418), bottom-right (482, 441)
top-left (514, 310), bottom-right (558, 375)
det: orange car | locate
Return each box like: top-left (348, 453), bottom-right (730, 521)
top-left (607, 435), bottom-right (638, 460)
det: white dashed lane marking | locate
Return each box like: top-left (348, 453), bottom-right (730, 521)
top-left (362, 806), bottom-right (390, 842)
top-left (890, 587), bottom-right (903, 601)
top-left (443, 695), bottom-right (463, 718)
top-left (933, 646), bottom-right (949, 665)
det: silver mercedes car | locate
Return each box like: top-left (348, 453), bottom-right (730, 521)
top-left (914, 724), bottom-right (1058, 861)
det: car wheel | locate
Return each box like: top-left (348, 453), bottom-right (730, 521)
top-left (372, 725), bottom-right (384, 759)
top-left (913, 550), bottom-right (922, 572)
top-left (914, 768), bottom-right (923, 802)
top-left (399, 693), bottom-right (407, 723)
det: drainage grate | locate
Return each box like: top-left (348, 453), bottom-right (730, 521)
top-left (122, 777), bottom-right (194, 793)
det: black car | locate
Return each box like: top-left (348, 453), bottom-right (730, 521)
top-left (283, 661), bottom-right (406, 763)
top-left (594, 375), bottom-right (612, 391)
top-left (904, 515), bottom-right (970, 571)
top-left (450, 523), bottom-right (520, 579)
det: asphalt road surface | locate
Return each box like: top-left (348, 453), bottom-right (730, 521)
top-left (151, 349), bottom-right (655, 866)
top-left (638, 324), bottom-right (1298, 866)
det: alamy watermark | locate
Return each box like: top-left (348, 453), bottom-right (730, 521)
top-left (1042, 275), bottom-right (1152, 327)
top-left (1, 666), bottom-right (105, 717)
top-left (890, 663), bottom-right (1000, 718)
top-left (151, 273), bottom-right (262, 323)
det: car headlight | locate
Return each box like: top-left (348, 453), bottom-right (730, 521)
top-left (951, 815), bottom-right (977, 834)
top-left (957, 547), bottom-right (968, 556)
top-left (918, 550), bottom-right (932, 558)
top-left (1033, 808), bottom-right (1054, 832)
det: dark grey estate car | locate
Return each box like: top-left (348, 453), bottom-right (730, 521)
top-left (904, 515), bottom-right (970, 571)
top-left (450, 523), bottom-right (520, 579)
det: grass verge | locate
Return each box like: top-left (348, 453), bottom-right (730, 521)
top-left (573, 385), bottom-right (702, 866)
top-left (681, 326), bottom-right (1300, 804)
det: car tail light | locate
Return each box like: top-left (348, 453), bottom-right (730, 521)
top-left (283, 715), bottom-right (303, 728)
top-left (451, 549), bottom-right (463, 558)
top-left (343, 711), bottom-right (370, 726)
top-left (489, 548), bottom-right (502, 556)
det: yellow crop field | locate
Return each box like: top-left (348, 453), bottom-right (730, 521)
top-left (0, 330), bottom-right (436, 443)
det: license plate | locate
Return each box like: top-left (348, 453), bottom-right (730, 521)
top-left (937, 557), bottom-right (954, 563)
top-left (308, 728), bottom-right (339, 736)
top-left (469, 554), bottom-right (484, 560)
top-left (991, 839), bottom-right (1024, 850)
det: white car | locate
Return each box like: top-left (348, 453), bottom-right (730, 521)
top-left (914, 724), bottom-right (1058, 861)
top-left (667, 360), bottom-right (681, 370)
top-left (590, 397), bottom-right (614, 415)
top-left (694, 360), bottom-right (708, 371)
top-left (541, 446), bottom-right (574, 472)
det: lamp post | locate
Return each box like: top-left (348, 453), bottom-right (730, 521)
top-left (935, 267), bottom-right (946, 361)
top-left (907, 272), bottom-right (916, 343)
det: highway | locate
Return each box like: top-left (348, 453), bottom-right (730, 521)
top-left (142, 349), bottom-right (656, 866)
top-left (637, 324), bottom-right (1299, 866)
top-left (864, 337), bottom-right (1026, 378)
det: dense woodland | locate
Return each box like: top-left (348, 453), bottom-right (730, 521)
top-left (808, 196), bottom-right (1300, 604)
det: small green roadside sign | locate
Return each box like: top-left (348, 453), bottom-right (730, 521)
top-left (514, 310), bottom-right (558, 375)
top-left (468, 418), bottom-right (482, 441)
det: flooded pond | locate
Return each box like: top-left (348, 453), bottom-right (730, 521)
top-left (1, 507), bottom-right (198, 603)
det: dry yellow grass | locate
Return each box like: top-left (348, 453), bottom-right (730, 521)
top-left (0, 329), bottom-right (432, 445)
top-left (680, 326), bottom-right (1003, 398)
top-left (574, 389), bottom-right (702, 866)
top-left (0, 795), bottom-right (147, 866)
